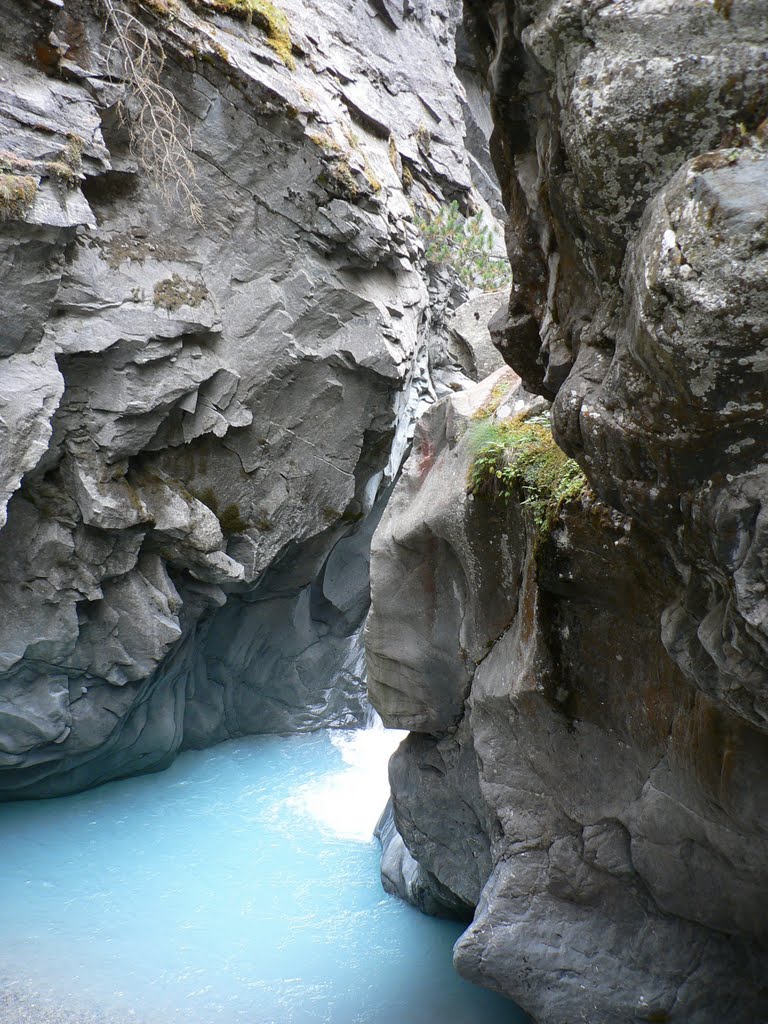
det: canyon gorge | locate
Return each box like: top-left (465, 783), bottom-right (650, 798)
top-left (1, 0), bottom-right (767, 1022)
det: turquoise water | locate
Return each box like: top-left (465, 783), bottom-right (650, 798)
top-left (0, 727), bottom-right (526, 1024)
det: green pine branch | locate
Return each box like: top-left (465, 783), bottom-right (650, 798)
top-left (415, 200), bottom-right (512, 293)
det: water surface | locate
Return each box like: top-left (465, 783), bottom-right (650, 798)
top-left (0, 727), bottom-right (527, 1023)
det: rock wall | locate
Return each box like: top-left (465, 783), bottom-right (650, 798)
top-left (367, 2), bottom-right (768, 1022)
top-left (0, 0), bottom-right (503, 798)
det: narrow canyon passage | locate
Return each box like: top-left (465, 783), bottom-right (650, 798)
top-left (0, 724), bottom-right (527, 1024)
top-left (1, 0), bottom-right (767, 1021)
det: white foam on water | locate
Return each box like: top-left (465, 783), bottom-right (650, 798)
top-left (286, 722), bottom-right (407, 843)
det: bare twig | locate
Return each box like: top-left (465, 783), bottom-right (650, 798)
top-left (100, 0), bottom-right (203, 222)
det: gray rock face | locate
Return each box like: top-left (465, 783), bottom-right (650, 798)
top-left (367, 2), bottom-right (768, 1022)
top-left (367, 376), bottom-right (768, 1023)
top-left (462, 0), bottom-right (768, 725)
top-left (0, 0), bottom-right (504, 797)
top-left (447, 290), bottom-right (508, 381)
top-left (367, 371), bottom-right (524, 733)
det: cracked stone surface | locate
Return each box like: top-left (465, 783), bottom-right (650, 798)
top-left (0, 0), bottom-right (504, 798)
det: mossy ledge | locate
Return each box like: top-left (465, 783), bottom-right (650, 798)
top-left (0, 134), bottom-right (83, 216)
top-left (468, 415), bottom-right (588, 535)
top-left (153, 273), bottom-right (208, 311)
top-left (0, 173), bottom-right (38, 221)
top-left (193, 0), bottom-right (294, 68)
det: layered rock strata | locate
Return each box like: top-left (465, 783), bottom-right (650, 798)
top-left (368, 2), bottom-right (768, 1022)
top-left (0, 0), bottom-right (501, 797)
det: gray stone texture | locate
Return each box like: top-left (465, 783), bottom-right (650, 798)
top-left (0, 0), bottom-right (505, 798)
top-left (368, 1), bottom-right (768, 1021)
top-left (368, 375), bottom-right (768, 1023)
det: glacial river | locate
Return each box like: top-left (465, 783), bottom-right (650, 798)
top-left (0, 725), bottom-right (527, 1023)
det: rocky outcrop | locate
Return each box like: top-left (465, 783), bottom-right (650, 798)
top-left (0, 0), bottom-right (504, 797)
top-left (369, 372), bottom-right (768, 1023)
top-left (368, 2), bottom-right (768, 1022)
top-left (463, 0), bottom-right (768, 728)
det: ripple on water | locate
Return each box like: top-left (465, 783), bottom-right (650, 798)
top-left (0, 728), bottom-right (528, 1024)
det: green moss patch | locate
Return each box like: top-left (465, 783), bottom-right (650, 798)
top-left (0, 173), bottom-right (38, 221)
top-left (468, 415), bottom-right (588, 535)
top-left (198, 0), bottom-right (294, 67)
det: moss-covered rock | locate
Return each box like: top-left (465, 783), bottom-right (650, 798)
top-left (468, 415), bottom-right (587, 534)
top-left (0, 134), bottom-right (82, 196)
top-left (218, 502), bottom-right (249, 535)
top-left (195, 0), bottom-right (294, 68)
top-left (0, 172), bottom-right (37, 221)
top-left (153, 273), bottom-right (209, 311)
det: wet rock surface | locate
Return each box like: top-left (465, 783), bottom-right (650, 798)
top-left (0, 0), bottom-right (503, 797)
top-left (368, 2), bottom-right (768, 1020)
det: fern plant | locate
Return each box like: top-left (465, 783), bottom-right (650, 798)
top-left (415, 200), bottom-right (512, 292)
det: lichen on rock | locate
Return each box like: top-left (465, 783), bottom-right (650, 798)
top-left (193, 0), bottom-right (294, 66)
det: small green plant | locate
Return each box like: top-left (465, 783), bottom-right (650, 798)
top-left (468, 415), bottom-right (587, 534)
top-left (0, 173), bottom-right (38, 221)
top-left (415, 199), bottom-right (512, 292)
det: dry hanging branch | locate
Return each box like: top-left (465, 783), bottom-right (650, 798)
top-left (100, 0), bottom-right (203, 222)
